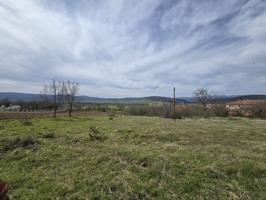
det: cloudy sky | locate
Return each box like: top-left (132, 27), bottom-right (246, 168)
top-left (0, 0), bottom-right (265, 97)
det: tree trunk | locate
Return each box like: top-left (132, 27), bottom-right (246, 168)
top-left (53, 95), bottom-right (57, 118)
top-left (69, 101), bottom-right (72, 117)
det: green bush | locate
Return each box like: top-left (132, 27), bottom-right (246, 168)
top-left (108, 116), bottom-right (114, 120)
top-left (251, 102), bottom-right (266, 119)
top-left (124, 103), bottom-right (172, 118)
top-left (175, 105), bottom-right (213, 118)
top-left (42, 132), bottom-right (55, 139)
top-left (89, 126), bottom-right (106, 141)
top-left (22, 120), bottom-right (33, 126)
top-left (19, 114), bottom-right (33, 126)
top-left (1, 136), bottom-right (39, 152)
top-left (212, 104), bottom-right (228, 117)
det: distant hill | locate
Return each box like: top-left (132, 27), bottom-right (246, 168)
top-left (0, 92), bottom-right (265, 104)
top-left (0, 92), bottom-right (154, 104)
top-left (209, 95), bottom-right (266, 103)
top-left (0, 93), bottom-right (43, 102)
top-left (145, 96), bottom-right (188, 103)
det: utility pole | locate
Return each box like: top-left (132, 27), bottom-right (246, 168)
top-left (173, 87), bottom-right (176, 121)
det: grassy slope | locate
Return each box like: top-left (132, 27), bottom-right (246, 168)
top-left (0, 116), bottom-right (266, 199)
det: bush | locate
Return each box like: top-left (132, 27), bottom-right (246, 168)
top-left (251, 102), bottom-right (266, 119)
top-left (212, 104), bottom-right (228, 117)
top-left (89, 126), bottom-right (106, 141)
top-left (42, 132), bottom-right (55, 139)
top-left (124, 103), bottom-right (173, 118)
top-left (232, 109), bottom-right (244, 117)
top-left (19, 115), bottom-right (33, 126)
top-left (109, 117), bottom-right (114, 120)
top-left (22, 120), bottom-right (33, 126)
top-left (124, 103), bottom-right (241, 119)
top-left (1, 136), bottom-right (39, 152)
top-left (175, 105), bottom-right (213, 118)
top-left (108, 112), bottom-right (116, 120)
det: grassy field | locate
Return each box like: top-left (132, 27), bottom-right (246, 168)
top-left (0, 116), bottom-right (266, 199)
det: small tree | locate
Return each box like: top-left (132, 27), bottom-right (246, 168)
top-left (41, 79), bottom-right (61, 118)
top-left (61, 81), bottom-right (79, 117)
top-left (193, 88), bottom-right (209, 107)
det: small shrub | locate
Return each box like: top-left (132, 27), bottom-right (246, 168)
top-left (176, 105), bottom-right (214, 119)
top-left (181, 105), bottom-right (211, 118)
top-left (42, 132), bottom-right (55, 139)
top-left (89, 126), bottom-right (106, 141)
top-left (213, 104), bottom-right (228, 117)
top-left (108, 112), bottom-right (116, 117)
top-left (228, 117), bottom-right (240, 120)
top-left (22, 120), bottom-right (33, 126)
top-left (124, 103), bottom-right (172, 118)
top-left (108, 112), bottom-right (116, 120)
top-left (100, 107), bottom-right (107, 112)
top-left (251, 102), bottom-right (266, 119)
top-left (19, 117), bottom-right (33, 126)
top-left (17, 114), bottom-right (33, 126)
top-left (233, 109), bottom-right (243, 117)
top-left (139, 157), bottom-right (149, 168)
top-left (2, 136), bottom-right (39, 152)
top-left (178, 107), bottom-right (193, 118)
top-left (174, 110), bottom-right (183, 119)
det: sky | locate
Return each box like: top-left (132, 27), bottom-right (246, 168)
top-left (0, 0), bottom-right (266, 98)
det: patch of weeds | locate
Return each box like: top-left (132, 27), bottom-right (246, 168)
top-left (1, 136), bottom-right (39, 152)
top-left (108, 116), bottom-right (114, 120)
top-left (53, 118), bottom-right (76, 122)
top-left (138, 132), bottom-right (179, 143)
top-left (108, 112), bottom-right (116, 117)
top-left (72, 138), bottom-right (82, 143)
top-left (228, 117), bottom-right (240, 121)
top-left (108, 112), bottom-right (117, 120)
top-left (117, 128), bottom-right (134, 134)
top-left (0, 125), bottom-right (4, 130)
top-left (19, 118), bottom-right (33, 126)
top-left (139, 157), bottom-right (149, 168)
top-left (89, 126), bottom-right (107, 141)
top-left (23, 121), bottom-right (33, 126)
top-left (42, 132), bottom-right (55, 139)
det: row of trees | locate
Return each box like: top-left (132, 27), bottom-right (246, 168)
top-left (42, 79), bottom-right (79, 118)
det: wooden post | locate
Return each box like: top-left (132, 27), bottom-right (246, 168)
top-left (173, 87), bottom-right (176, 121)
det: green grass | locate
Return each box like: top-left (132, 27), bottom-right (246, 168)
top-left (1, 116), bottom-right (266, 199)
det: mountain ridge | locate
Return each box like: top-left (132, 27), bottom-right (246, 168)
top-left (0, 92), bottom-right (266, 104)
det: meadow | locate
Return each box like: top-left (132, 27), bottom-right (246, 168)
top-left (0, 115), bottom-right (266, 199)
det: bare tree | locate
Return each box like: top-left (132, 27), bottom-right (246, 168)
top-left (41, 79), bottom-right (61, 118)
top-left (193, 88), bottom-right (209, 107)
top-left (61, 81), bottom-right (79, 117)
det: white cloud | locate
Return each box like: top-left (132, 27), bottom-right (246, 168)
top-left (0, 0), bottom-right (266, 97)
